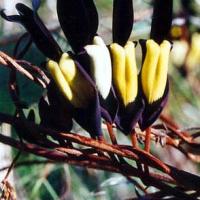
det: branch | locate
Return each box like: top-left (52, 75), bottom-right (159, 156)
top-left (0, 51), bottom-right (48, 88)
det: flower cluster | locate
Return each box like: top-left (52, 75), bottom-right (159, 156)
top-left (1, 0), bottom-right (173, 138)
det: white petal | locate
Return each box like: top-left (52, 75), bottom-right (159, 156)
top-left (84, 37), bottom-right (112, 99)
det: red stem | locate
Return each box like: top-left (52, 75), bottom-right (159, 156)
top-left (106, 122), bottom-right (117, 145)
top-left (145, 127), bottom-right (151, 152)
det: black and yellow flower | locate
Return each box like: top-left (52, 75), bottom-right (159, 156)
top-left (110, 0), bottom-right (144, 134)
top-left (139, 39), bottom-right (171, 130)
top-left (139, 0), bottom-right (173, 131)
top-left (1, 0), bottom-right (103, 137)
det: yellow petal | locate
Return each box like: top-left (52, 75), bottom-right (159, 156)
top-left (141, 40), bottom-right (171, 104)
top-left (124, 41), bottom-right (138, 105)
top-left (152, 40), bottom-right (171, 102)
top-left (141, 40), bottom-right (160, 103)
top-left (110, 42), bottom-right (138, 106)
top-left (59, 53), bottom-right (76, 82)
top-left (47, 60), bottom-right (73, 102)
top-left (110, 43), bottom-right (126, 105)
top-left (59, 53), bottom-right (94, 107)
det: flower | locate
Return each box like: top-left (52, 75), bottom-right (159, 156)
top-left (139, 40), bottom-right (171, 130)
top-left (1, 0), bottom-right (103, 138)
top-left (110, 41), bottom-right (144, 134)
top-left (109, 0), bottom-right (144, 134)
top-left (139, 0), bottom-right (173, 131)
top-left (57, 0), bottom-right (118, 124)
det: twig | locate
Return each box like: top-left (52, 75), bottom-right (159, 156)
top-left (0, 51), bottom-right (47, 88)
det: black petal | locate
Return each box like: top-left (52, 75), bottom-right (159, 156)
top-left (139, 39), bottom-right (147, 64)
top-left (113, 0), bottom-right (134, 46)
top-left (115, 96), bottom-right (144, 135)
top-left (84, 0), bottom-right (99, 43)
top-left (1, 3), bottom-right (62, 61)
top-left (72, 60), bottom-right (102, 138)
top-left (150, 0), bottom-right (173, 44)
top-left (100, 87), bottom-right (119, 123)
top-left (57, 0), bottom-right (98, 53)
top-left (13, 33), bottom-right (32, 59)
top-left (39, 82), bottom-right (73, 133)
top-left (75, 52), bottom-right (118, 124)
top-left (74, 94), bottom-right (102, 138)
top-left (0, 10), bottom-right (22, 22)
top-left (17, 3), bottom-right (62, 61)
top-left (139, 80), bottom-right (169, 131)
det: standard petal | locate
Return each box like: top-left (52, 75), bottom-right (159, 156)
top-left (57, 0), bottom-right (98, 53)
top-left (150, 0), bottom-right (173, 43)
top-left (84, 0), bottom-right (99, 41)
top-left (4, 3), bottom-right (62, 61)
top-left (113, 0), bottom-right (134, 46)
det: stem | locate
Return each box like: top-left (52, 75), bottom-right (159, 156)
top-left (106, 122), bottom-right (117, 145)
top-left (130, 130), bottom-right (137, 148)
top-left (145, 127), bottom-right (151, 152)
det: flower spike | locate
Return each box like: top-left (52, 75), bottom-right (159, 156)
top-left (150, 0), bottom-right (173, 44)
top-left (57, 0), bottom-right (99, 53)
top-left (113, 0), bottom-right (134, 46)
